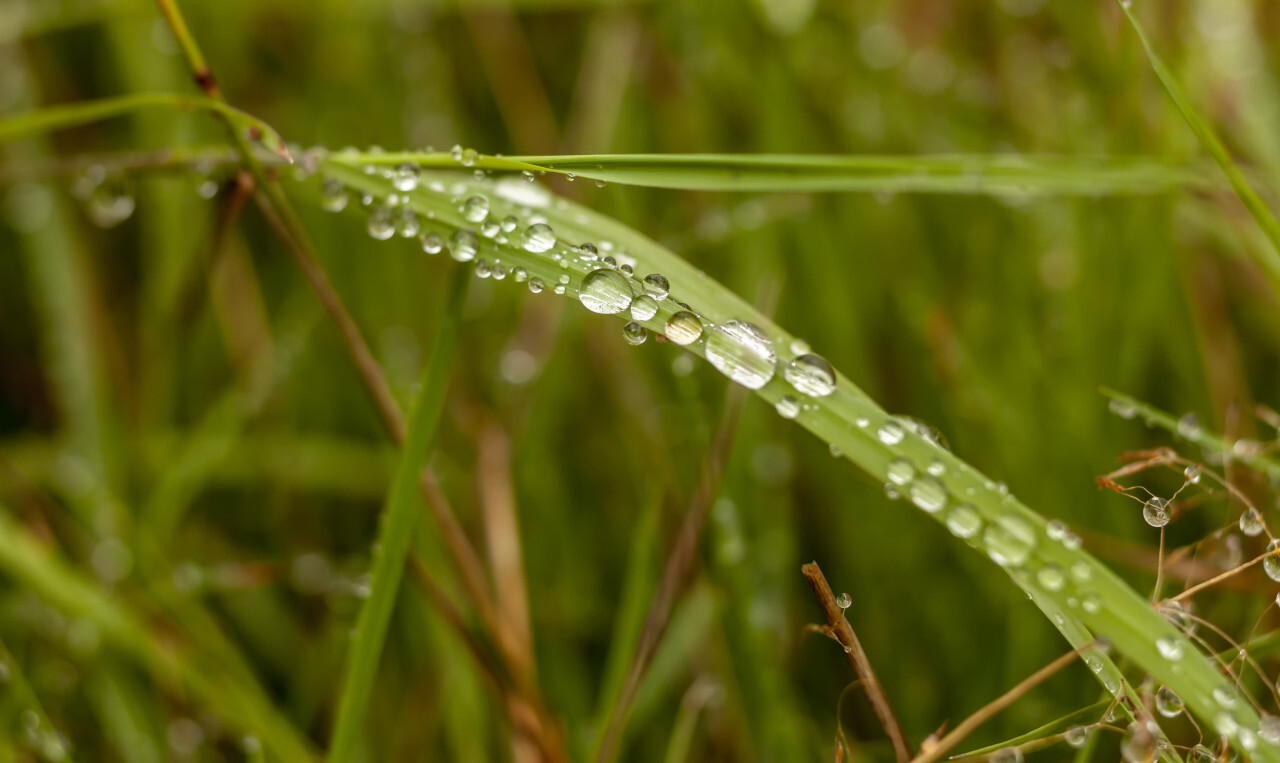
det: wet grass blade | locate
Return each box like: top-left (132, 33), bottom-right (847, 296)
top-left (327, 266), bottom-right (469, 763)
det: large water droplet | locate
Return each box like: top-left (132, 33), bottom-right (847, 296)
top-left (367, 205), bottom-right (395, 240)
top-left (523, 222), bottom-right (556, 253)
top-left (1143, 497), bottom-right (1170, 528)
top-left (451, 230), bottom-right (478, 262)
top-left (1064, 726), bottom-right (1090, 749)
top-left (704, 321), bottom-right (777, 389)
top-left (578, 268), bottom-right (634, 314)
top-left (664, 312), bottom-right (703, 345)
top-left (886, 458), bottom-right (915, 486)
top-left (1155, 686), bottom-right (1184, 718)
top-left (984, 515), bottom-right (1036, 567)
top-left (630, 295), bottom-right (659, 321)
top-left (990, 748), bottom-right (1022, 763)
top-left (1260, 715), bottom-right (1280, 745)
top-left (784, 354), bottom-right (837, 397)
top-left (642, 273), bottom-right (670, 299)
top-left (835, 592), bottom-right (852, 609)
top-left (461, 194), bottom-right (489, 223)
top-left (946, 504), bottom-right (982, 539)
top-left (909, 477), bottom-right (947, 513)
top-left (1239, 507), bottom-right (1265, 537)
top-left (1155, 635), bottom-right (1183, 660)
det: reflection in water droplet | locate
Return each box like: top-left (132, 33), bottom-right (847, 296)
top-left (945, 504), bottom-right (982, 539)
top-left (451, 230), bottom-right (478, 262)
top-left (909, 477), bottom-right (947, 513)
top-left (367, 205), bottom-right (394, 240)
top-left (784, 354), bottom-right (837, 397)
top-left (664, 312), bottom-right (703, 346)
top-left (630, 295), bottom-right (659, 321)
top-left (523, 222), bottom-right (556, 253)
top-left (642, 273), bottom-right (670, 299)
top-left (983, 515), bottom-right (1036, 567)
top-left (704, 321), bottom-right (776, 389)
top-left (578, 269), bottom-right (634, 314)
top-left (622, 322), bottom-right (647, 345)
top-left (877, 421), bottom-right (904, 445)
top-left (776, 396), bottom-right (800, 419)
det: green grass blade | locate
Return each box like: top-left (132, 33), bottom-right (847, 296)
top-left (1100, 388), bottom-right (1280, 480)
top-left (310, 163), bottom-right (1278, 760)
top-left (327, 267), bottom-right (469, 763)
top-left (960, 699), bottom-right (1109, 757)
top-left (0, 93), bottom-right (289, 158)
top-left (1119, 1), bottom-right (1280, 291)
top-left (326, 150), bottom-right (1212, 195)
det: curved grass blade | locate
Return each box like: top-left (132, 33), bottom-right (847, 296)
top-left (313, 161), bottom-right (1278, 761)
top-left (960, 700), bottom-right (1109, 757)
top-left (327, 267), bottom-right (469, 763)
top-left (1119, 0), bottom-right (1280, 291)
top-left (0, 93), bottom-right (290, 159)
top-left (326, 150), bottom-right (1212, 195)
top-left (1100, 388), bottom-right (1280, 480)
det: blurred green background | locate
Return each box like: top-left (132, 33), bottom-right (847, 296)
top-left (2, 0), bottom-right (1279, 760)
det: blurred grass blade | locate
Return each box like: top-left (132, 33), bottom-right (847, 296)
top-left (0, 93), bottom-right (290, 158)
top-left (1119, 1), bottom-right (1280, 290)
top-left (0, 509), bottom-right (315, 761)
top-left (327, 267), bottom-right (469, 763)
top-left (328, 151), bottom-right (1212, 195)
top-left (960, 699), bottom-right (1109, 757)
top-left (1100, 388), bottom-right (1280, 480)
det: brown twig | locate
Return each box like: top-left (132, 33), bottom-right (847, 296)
top-left (594, 385), bottom-right (747, 763)
top-left (802, 561), bottom-right (911, 763)
top-left (911, 649), bottom-right (1081, 763)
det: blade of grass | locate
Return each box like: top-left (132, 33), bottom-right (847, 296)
top-left (958, 699), bottom-right (1110, 757)
top-left (313, 162), bottom-right (1275, 759)
top-left (327, 266), bottom-right (469, 763)
top-left (1118, 0), bottom-right (1280, 292)
top-left (328, 150), bottom-right (1214, 195)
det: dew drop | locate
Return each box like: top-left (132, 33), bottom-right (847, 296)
top-left (1184, 464), bottom-right (1202, 484)
top-left (578, 268), bottom-right (634, 314)
top-left (1259, 715), bottom-right (1280, 745)
top-left (776, 396), bottom-right (800, 419)
top-left (783, 354), bottom-right (837, 397)
top-left (460, 147), bottom-right (479, 167)
top-left (1143, 497), bottom-right (1170, 528)
top-left (829, 443), bottom-right (843, 458)
top-left (926, 459), bottom-right (946, 477)
top-left (321, 178), bottom-right (348, 212)
top-left (1177, 412), bottom-right (1203, 439)
top-left (1155, 635), bottom-right (1183, 660)
top-left (1188, 745), bottom-right (1216, 763)
top-left (1266, 539), bottom-right (1280, 582)
top-left (367, 205), bottom-right (395, 240)
top-left (1239, 507), bottom-right (1265, 537)
top-left (553, 284), bottom-right (566, 295)
top-left (1158, 599), bottom-right (1195, 633)
top-left (990, 748), bottom-right (1023, 763)
top-left (909, 477), bottom-right (947, 513)
top-left (945, 504), bottom-right (982, 539)
top-left (665, 312), bottom-right (703, 345)
top-left (877, 421), bottom-right (905, 446)
top-left (492, 263), bottom-right (507, 280)
top-left (835, 592), bottom-right (852, 609)
top-left (642, 273), bottom-right (670, 299)
top-left (1156, 685), bottom-right (1184, 717)
top-left (577, 242), bottom-right (599, 260)
top-left (394, 206), bottom-right (420, 237)
top-left (420, 232), bottom-right (443, 254)
top-left (1081, 594), bottom-right (1101, 614)
top-left (630, 295), bottom-right (659, 321)
top-left (1036, 564), bottom-right (1065, 592)
top-left (622, 322), bottom-right (647, 346)
top-left (461, 194), bottom-right (490, 223)
top-left (884, 483), bottom-right (901, 500)
top-left (474, 259), bottom-right (492, 279)
top-left (451, 230), bottom-right (478, 262)
top-left (1109, 399), bottom-right (1137, 419)
top-left (1064, 726), bottom-right (1090, 749)
top-left (984, 515), bottom-right (1036, 567)
top-left (704, 321), bottom-right (777, 389)
top-left (392, 162), bottom-right (420, 192)
top-left (523, 222), bottom-right (556, 253)
top-left (527, 277), bottom-right (545, 294)
top-left (886, 459), bottom-right (915, 486)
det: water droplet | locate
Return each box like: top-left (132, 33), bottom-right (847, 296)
top-left (523, 222), bottom-right (556, 253)
top-left (1157, 599), bottom-right (1194, 633)
top-left (886, 459), bottom-right (915, 486)
top-left (577, 242), bottom-right (599, 260)
top-left (553, 284), bottom-right (566, 295)
top-left (1155, 635), bottom-right (1183, 660)
top-left (877, 421), bottom-right (905, 445)
top-left (512, 267), bottom-right (527, 283)
top-left (1156, 685), bottom-right (1184, 717)
top-left (1064, 726), bottom-right (1090, 749)
top-left (1177, 412), bottom-right (1203, 439)
top-left (1266, 539), bottom-right (1280, 582)
top-left (1143, 497), bottom-right (1170, 528)
top-left (829, 443), bottom-right (843, 458)
top-left (460, 147), bottom-right (479, 167)
top-left (1215, 712), bottom-right (1239, 738)
top-left (528, 277), bottom-right (545, 294)
top-left (420, 232), bottom-right (443, 254)
top-left (642, 273), bottom-right (670, 299)
top-left (1120, 720), bottom-right (1157, 763)
top-left (926, 459), bottom-right (946, 477)
top-left (704, 321), bottom-right (777, 389)
top-left (783, 354), bottom-right (837, 397)
top-left (884, 483), bottom-right (900, 500)
top-left (451, 230), bottom-right (478, 262)
top-left (1109, 399), bottom-right (1137, 419)
top-left (909, 477), bottom-right (947, 513)
top-left (578, 268), bottom-right (634, 314)
top-left (945, 504), bottom-right (982, 539)
top-left (1188, 745), bottom-right (1216, 763)
top-left (367, 205), bottom-right (395, 240)
top-left (321, 178), bottom-right (348, 212)
top-left (1081, 594), bottom-right (1101, 614)
top-left (835, 592), bottom-right (852, 609)
top-left (474, 260), bottom-right (492, 278)
top-left (1239, 507), bottom-right (1265, 537)
top-left (1184, 464), bottom-right (1202, 484)
top-left (990, 748), bottom-right (1023, 763)
top-left (1260, 715), bottom-right (1280, 744)
top-left (622, 322), bottom-right (647, 345)
top-left (1036, 564), bottom-right (1065, 591)
top-left (665, 312), bottom-right (703, 345)
top-left (1213, 686), bottom-right (1238, 709)
top-left (630, 295), bottom-right (659, 321)
top-left (984, 515), bottom-right (1036, 567)
top-left (392, 162), bottom-right (420, 192)
top-left (776, 396), bottom-right (800, 419)
top-left (394, 206), bottom-right (420, 237)
top-left (461, 194), bottom-right (489, 223)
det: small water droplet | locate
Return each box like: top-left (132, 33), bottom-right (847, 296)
top-left (321, 178), bottom-right (348, 212)
top-left (884, 483), bottom-right (900, 500)
top-left (776, 396), bottom-right (800, 419)
top-left (829, 443), bottom-right (843, 458)
top-left (461, 194), bottom-right (489, 223)
top-left (578, 268), bottom-right (634, 314)
top-left (528, 277), bottom-right (545, 294)
top-left (553, 284), bottom-right (566, 295)
top-left (835, 592), bottom-right (852, 609)
top-left (984, 515), bottom-right (1036, 567)
top-left (367, 205), bottom-right (395, 240)
top-left (642, 273), bottom-right (670, 299)
top-left (990, 748), bottom-right (1023, 763)
top-left (926, 459), bottom-right (946, 477)
top-left (877, 421), bottom-right (905, 445)
top-left (474, 259), bottom-right (492, 278)
top-left (523, 222), bottom-right (556, 253)
top-left (392, 162), bottom-right (420, 192)
top-left (1239, 507), bottom-right (1265, 537)
top-left (1259, 715), bottom-right (1280, 744)
top-left (704, 321), bottom-right (777, 389)
top-left (1184, 464), bottom-right (1202, 484)
top-left (622, 322), bottom-right (647, 345)
top-left (1036, 564), bottom-right (1065, 591)
top-left (664, 312), bottom-right (703, 345)
top-left (1109, 399), bottom-right (1137, 419)
top-left (394, 206), bottom-right (420, 237)
top-left (630, 295), bottom-right (659, 321)
top-left (784, 354), bottom-right (837, 397)
top-left (1266, 539), bottom-right (1280, 582)
top-left (577, 242), bottom-right (599, 261)
top-left (512, 267), bottom-right (527, 283)
top-left (886, 459), bottom-right (915, 486)
top-left (451, 230), bottom-right (478, 262)
top-left (1177, 412), bottom-right (1203, 439)
top-left (1155, 635), bottom-right (1183, 660)
top-left (1064, 726), bottom-right (1090, 749)
top-left (1188, 744), bottom-right (1216, 763)
top-left (945, 504), bottom-right (982, 539)
top-left (909, 477), bottom-right (947, 513)
top-left (1143, 497), bottom-right (1170, 528)
top-left (420, 232), bottom-right (443, 254)
top-left (460, 147), bottom-right (478, 167)
top-left (1156, 685), bottom-right (1184, 717)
